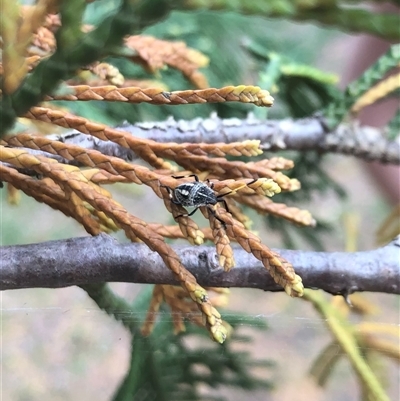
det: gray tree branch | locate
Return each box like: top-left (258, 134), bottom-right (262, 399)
top-left (43, 114), bottom-right (399, 164)
top-left (2, 233), bottom-right (399, 295)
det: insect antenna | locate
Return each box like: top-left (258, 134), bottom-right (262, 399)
top-left (172, 174), bottom-right (199, 181)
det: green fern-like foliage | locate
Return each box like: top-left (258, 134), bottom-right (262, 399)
top-left (325, 44), bottom-right (400, 128)
top-left (82, 284), bottom-right (272, 401)
top-left (113, 315), bottom-right (272, 401)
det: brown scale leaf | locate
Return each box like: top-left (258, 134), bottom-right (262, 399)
top-left (248, 157), bottom-right (295, 171)
top-left (160, 285), bottom-right (232, 338)
top-left (213, 207), bottom-right (304, 297)
top-left (213, 177), bottom-right (282, 197)
top-left (125, 35), bottom-right (210, 88)
top-left (149, 224), bottom-right (214, 242)
top-left (146, 283), bottom-right (229, 338)
top-left (88, 62), bottom-right (125, 86)
top-left (202, 207), bottom-right (235, 271)
top-left (0, 147), bottom-right (227, 342)
top-left (165, 286), bottom-right (230, 304)
top-left (168, 288), bottom-right (223, 335)
top-left (67, 190), bottom-right (104, 234)
top-left (30, 12), bottom-right (79, 55)
top-left (45, 84), bottom-right (274, 109)
top-left (81, 169), bottom-right (129, 184)
top-left (148, 139), bottom-right (262, 159)
top-left (238, 195), bottom-right (316, 227)
top-left (24, 107), bottom-right (172, 170)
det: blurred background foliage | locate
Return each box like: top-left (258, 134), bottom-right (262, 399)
top-left (2, 1), bottom-right (399, 401)
top-left (70, 5), bottom-right (340, 123)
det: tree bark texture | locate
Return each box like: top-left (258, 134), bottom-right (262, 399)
top-left (2, 233), bottom-right (399, 295)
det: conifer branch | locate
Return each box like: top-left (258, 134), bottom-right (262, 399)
top-left (45, 85), bottom-right (274, 107)
top-left (26, 114), bottom-right (399, 164)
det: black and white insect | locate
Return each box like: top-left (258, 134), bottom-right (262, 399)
top-left (161, 174), bottom-right (231, 227)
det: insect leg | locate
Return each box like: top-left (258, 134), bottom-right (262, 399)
top-left (218, 199), bottom-right (230, 214)
top-left (160, 184), bottom-right (174, 200)
top-left (175, 207), bottom-right (199, 219)
top-left (207, 206), bottom-right (227, 229)
top-left (216, 190), bottom-right (232, 214)
top-left (186, 207), bottom-right (200, 217)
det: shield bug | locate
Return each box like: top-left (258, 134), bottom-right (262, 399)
top-left (161, 174), bottom-right (231, 227)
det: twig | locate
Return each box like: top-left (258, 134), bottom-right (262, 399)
top-left (32, 114), bottom-right (399, 164)
top-left (2, 233), bottom-right (399, 295)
